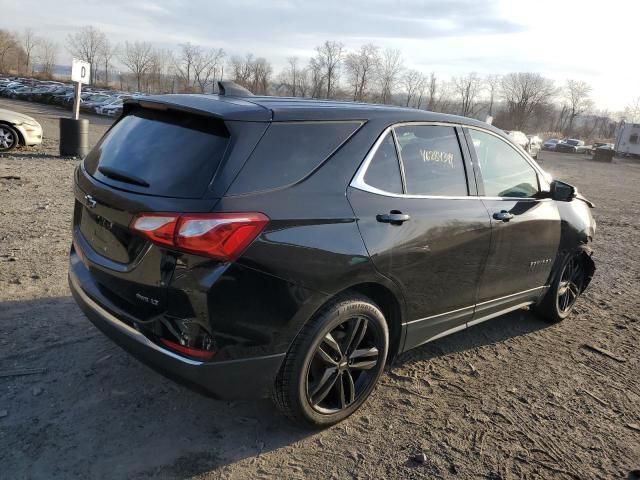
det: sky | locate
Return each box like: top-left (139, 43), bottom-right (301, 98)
top-left (2, 0), bottom-right (639, 110)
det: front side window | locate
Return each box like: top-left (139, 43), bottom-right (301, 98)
top-left (630, 133), bottom-right (639, 144)
top-left (468, 129), bottom-right (539, 198)
top-left (395, 125), bottom-right (468, 196)
top-left (363, 132), bottom-right (403, 194)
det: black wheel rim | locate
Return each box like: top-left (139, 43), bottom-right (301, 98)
top-left (305, 315), bottom-right (381, 414)
top-left (557, 256), bottom-right (583, 314)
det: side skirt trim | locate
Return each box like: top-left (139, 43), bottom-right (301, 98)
top-left (467, 301), bottom-right (534, 327)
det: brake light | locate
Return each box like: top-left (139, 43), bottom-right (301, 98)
top-left (130, 212), bottom-right (268, 261)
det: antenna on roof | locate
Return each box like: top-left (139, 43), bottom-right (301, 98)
top-left (217, 81), bottom-right (254, 97)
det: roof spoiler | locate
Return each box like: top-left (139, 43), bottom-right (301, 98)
top-left (217, 81), bottom-right (254, 97)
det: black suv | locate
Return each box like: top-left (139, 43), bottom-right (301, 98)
top-left (69, 82), bottom-right (595, 427)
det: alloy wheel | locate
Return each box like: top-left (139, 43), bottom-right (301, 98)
top-left (305, 315), bottom-right (381, 414)
top-left (557, 256), bottom-right (583, 314)
top-left (0, 126), bottom-right (16, 151)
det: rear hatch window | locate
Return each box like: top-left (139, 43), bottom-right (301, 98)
top-left (84, 108), bottom-right (229, 198)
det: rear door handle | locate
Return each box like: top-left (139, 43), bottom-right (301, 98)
top-left (376, 212), bottom-right (410, 224)
top-left (493, 210), bottom-right (514, 222)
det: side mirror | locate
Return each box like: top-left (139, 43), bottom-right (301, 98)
top-left (550, 180), bottom-right (576, 201)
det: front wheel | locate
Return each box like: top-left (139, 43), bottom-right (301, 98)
top-left (535, 253), bottom-right (586, 322)
top-left (0, 124), bottom-right (19, 152)
top-left (273, 294), bottom-right (389, 427)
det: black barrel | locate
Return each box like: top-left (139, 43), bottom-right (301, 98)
top-left (59, 118), bottom-right (90, 157)
top-left (594, 148), bottom-right (615, 162)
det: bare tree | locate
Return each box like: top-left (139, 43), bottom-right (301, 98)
top-left (229, 54), bottom-right (253, 88)
top-left (66, 26), bottom-right (106, 84)
top-left (377, 48), bottom-right (404, 104)
top-left (249, 57), bottom-right (272, 94)
top-left (120, 41), bottom-right (153, 92)
top-left (0, 30), bottom-right (16, 73)
top-left (36, 39), bottom-right (58, 79)
top-left (402, 69), bottom-right (425, 107)
top-left (227, 54), bottom-right (271, 94)
top-left (452, 72), bottom-right (482, 117)
top-left (426, 73), bottom-right (438, 110)
top-left (500, 72), bottom-right (557, 130)
top-left (297, 67), bottom-right (310, 97)
top-left (280, 57), bottom-right (301, 96)
top-left (194, 48), bottom-right (225, 93)
top-left (564, 80), bottom-right (593, 135)
top-left (315, 40), bottom-right (344, 98)
top-left (485, 74), bottom-right (501, 117)
top-left (308, 57), bottom-right (325, 98)
top-left (174, 42), bottom-right (201, 91)
top-left (144, 48), bottom-right (173, 94)
top-left (99, 39), bottom-right (117, 86)
top-left (623, 97), bottom-right (640, 123)
top-left (344, 43), bottom-right (379, 101)
top-left (554, 104), bottom-right (571, 132)
top-left (21, 28), bottom-right (38, 73)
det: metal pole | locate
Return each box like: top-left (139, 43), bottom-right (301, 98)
top-left (72, 81), bottom-right (81, 120)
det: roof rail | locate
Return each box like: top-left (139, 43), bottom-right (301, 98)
top-left (217, 81), bottom-right (254, 97)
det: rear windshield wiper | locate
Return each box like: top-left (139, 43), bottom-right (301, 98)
top-left (98, 166), bottom-right (150, 187)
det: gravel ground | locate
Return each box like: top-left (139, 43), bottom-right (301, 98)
top-left (1, 99), bottom-right (639, 480)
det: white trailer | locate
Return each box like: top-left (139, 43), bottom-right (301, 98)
top-left (615, 121), bottom-right (640, 157)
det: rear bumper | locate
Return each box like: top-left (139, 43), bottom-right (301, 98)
top-left (68, 260), bottom-right (285, 399)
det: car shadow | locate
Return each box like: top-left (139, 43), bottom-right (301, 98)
top-left (0, 296), bottom-right (549, 479)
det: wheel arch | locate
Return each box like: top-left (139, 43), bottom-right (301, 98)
top-left (547, 244), bottom-right (595, 293)
top-left (0, 121), bottom-right (24, 146)
top-left (330, 282), bottom-right (405, 363)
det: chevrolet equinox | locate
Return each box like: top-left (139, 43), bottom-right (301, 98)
top-left (69, 81), bottom-right (596, 427)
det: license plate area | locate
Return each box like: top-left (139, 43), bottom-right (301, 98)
top-left (78, 204), bottom-right (132, 264)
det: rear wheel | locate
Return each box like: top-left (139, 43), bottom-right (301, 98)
top-left (273, 294), bottom-right (388, 427)
top-left (0, 124), bottom-right (19, 152)
top-left (535, 253), bottom-right (585, 322)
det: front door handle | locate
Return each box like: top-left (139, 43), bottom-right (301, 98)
top-left (376, 211), bottom-right (410, 225)
top-left (493, 210), bottom-right (514, 222)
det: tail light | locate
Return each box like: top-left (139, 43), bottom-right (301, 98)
top-left (130, 212), bottom-right (268, 261)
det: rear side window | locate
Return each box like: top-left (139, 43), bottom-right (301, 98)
top-left (363, 133), bottom-right (403, 194)
top-left (228, 122), bottom-right (361, 195)
top-left (84, 108), bottom-right (229, 198)
top-left (395, 125), bottom-right (468, 196)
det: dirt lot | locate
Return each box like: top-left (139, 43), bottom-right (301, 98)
top-left (1, 99), bottom-right (639, 480)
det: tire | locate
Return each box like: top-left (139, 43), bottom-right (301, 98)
top-left (0, 124), bottom-right (19, 152)
top-left (535, 253), bottom-right (586, 323)
top-left (273, 294), bottom-right (389, 427)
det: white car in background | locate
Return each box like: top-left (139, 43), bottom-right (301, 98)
top-left (504, 130), bottom-right (540, 158)
top-left (504, 130), bottom-right (529, 150)
top-left (0, 108), bottom-right (43, 152)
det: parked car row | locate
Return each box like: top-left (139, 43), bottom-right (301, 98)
top-left (555, 139), bottom-right (590, 154)
top-left (0, 76), bottom-right (141, 117)
top-left (541, 137), bottom-right (612, 155)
